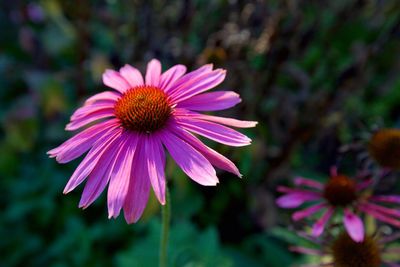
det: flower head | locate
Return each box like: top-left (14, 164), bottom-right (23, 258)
top-left (368, 128), bottom-right (400, 169)
top-left (48, 59), bottom-right (257, 223)
top-left (276, 167), bottom-right (400, 242)
top-left (291, 230), bottom-right (400, 267)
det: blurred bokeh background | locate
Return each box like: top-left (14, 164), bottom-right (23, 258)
top-left (1, 0), bottom-right (400, 266)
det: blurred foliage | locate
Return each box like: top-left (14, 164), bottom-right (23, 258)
top-left (1, 0), bottom-right (400, 266)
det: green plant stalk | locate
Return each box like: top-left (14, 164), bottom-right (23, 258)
top-left (159, 187), bottom-right (171, 267)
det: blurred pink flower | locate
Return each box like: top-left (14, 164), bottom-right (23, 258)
top-left (276, 167), bottom-right (400, 242)
top-left (48, 59), bottom-right (256, 223)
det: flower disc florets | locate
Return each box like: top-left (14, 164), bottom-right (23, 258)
top-left (331, 232), bottom-right (381, 267)
top-left (114, 86), bottom-right (171, 133)
top-left (368, 128), bottom-right (400, 169)
top-left (323, 175), bottom-right (357, 206)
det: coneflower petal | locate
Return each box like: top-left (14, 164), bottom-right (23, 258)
top-left (176, 91), bottom-right (241, 111)
top-left (145, 134), bottom-right (166, 205)
top-left (343, 209), bottom-right (364, 242)
top-left (160, 129), bottom-right (219, 186)
top-left (120, 64), bottom-right (144, 88)
top-left (145, 59), bottom-right (161, 87)
top-left (123, 141), bottom-right (151, 224)
top-left (108, 133), bottom-right (138, 219)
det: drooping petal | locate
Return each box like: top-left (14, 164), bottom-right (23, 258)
top-left (123, 141), bottom-right (151, 224)
top-left (343, 209), bottom-right (364, 242)
top-left (63, 128), bottom-right (122, 194)
top-left (362, 202), bottom-right (400, 218)
top-left (48, 119), bottom-right (118, 163)
top-left (174, 108), bottom-right (257, 128)
top-left (84, 91), bottom-right (121, 106)
top-left (160, 64), bottom-right (186, 92)
top-left (79, 134), bottom-right (126, 208)
top-left (66, 109), bottom-right (115, 131)
top-left (359, 204), bottom-right (400, 227)
top-left (176, 91), bottom-right (242, 111)
top-left (292, 202), bottom-right (327, 221)
top-left (176, 118), bottom-right (251, 147)
top-left (169, 69), bottom-right (226, 104)
top-left (311, 207), bottom-right (334, 237)
top-left (107, 133), bottom-right (139, 219)
top-left (370, 195), bottom-right (400, 204)
top-left (294, 177), bottom-right (324, 190)
top-left (160, 129), bottom-right (219, 186)
top-left (119, 64), bottom-right (144, 88)
top-left (145, 134), bottom-right (166, 204)
top-left (102, 69), bottom-right (131, 93)
top-left (145, 59), bottom-right (161, 86)
top-left (169, 123), bottom-right (241, 177)
top-left (276, 192), bottom-right (322, 208)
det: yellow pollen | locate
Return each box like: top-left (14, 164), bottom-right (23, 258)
top-left (114, 86), bottom-right (171, 133)
top-left (323, 175), bottom-right (357, 206)
top-left (332, 232), bottom-right (381, 267)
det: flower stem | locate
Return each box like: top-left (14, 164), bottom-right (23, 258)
top-left (159, 187), bottom-right (171, 267)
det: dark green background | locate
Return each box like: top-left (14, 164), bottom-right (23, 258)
top-left (1, 0), bottom-right (400, 266)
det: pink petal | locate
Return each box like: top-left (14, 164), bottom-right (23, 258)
top-left (160, 64), bottom-right (187, 92)
top-left (123, 141), bottom-right (151, 224)
top-left (311, 207), bottom-right (334, 237)
top-left (84, 91), bottom-right (121, 106)
top-left (119, 64), bottom-right (144, 88)
top-left (292, 202), bottom-right (326, 221)
top-left (107, 133), bottom-right (139, 219)
top-left (145, 59), bottom-right (161, 86)
top-left (294, 177), bottom-right (324, 190)
top-left (102, 69), bottom-right (131, 93)
top-left (276, 192), bottom-right (321, 208)
top-left (359, 204), bottom-right (400, 227)
top-left (176, 91), bottom-right (242, 111)
top-left (160, 129), bottom-right (219, 186)
top-left (174, 108), bottom-right (257, 128)
top-left (65, 109), bottom-right (115, 131)
top-left (167, 64), bottom-right (213, 96)
top-left (176, 118), bottom-right (251, 147)
top-left (70, 103), bottom-right (115, 121)
top-left (362, 202), bottom-right (400, 218)
top-left (169, 122), bottom-right (241, 177)
top-left (79, 134), bottom-right (126, 208)
top-left (145, 134), bottom-right (166, 205)
top-left (343, 209), bottom-right (364, 242)
top-left (48, 119), bottom-right (118, 163)
top-left (370, 195), bottom-right (400, 204)
top-left (169, 69), bottom-right (226, 104)
top-left (63, 128), bottom-right (122, 194)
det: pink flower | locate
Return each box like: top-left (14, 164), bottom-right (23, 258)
top-left (48, 59), bottom-right (257, 223)
top-left (276, 167), bottom-right (400, 242)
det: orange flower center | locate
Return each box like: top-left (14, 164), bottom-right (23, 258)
top-left (332, 232), bottom-right (381, 267)
top-left (114, 86), bottom-right (171, 133)
top-left (323, 175), bottom-right (357, 206)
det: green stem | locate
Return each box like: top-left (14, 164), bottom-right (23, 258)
top-left (159, 187), bottom-right (171, 267)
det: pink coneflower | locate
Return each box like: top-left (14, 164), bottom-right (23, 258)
top-left (290, 230), bottom-right (400, 267)
top-left (48, 59), bottom-right (256, 223)
top-left (276, 167), bottom-right (400, 242)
